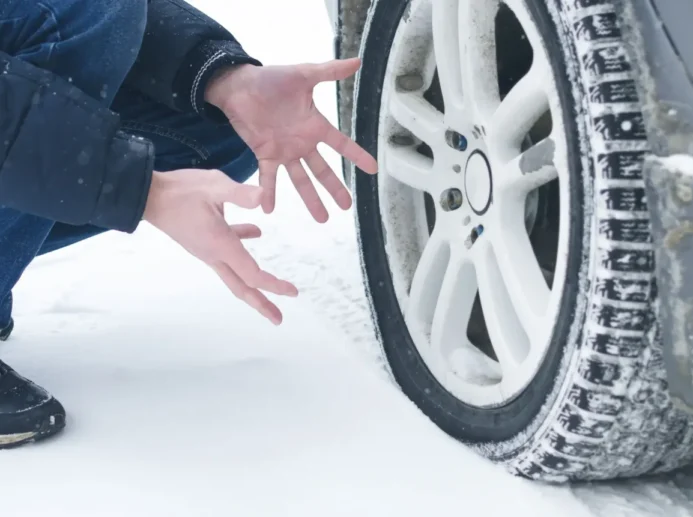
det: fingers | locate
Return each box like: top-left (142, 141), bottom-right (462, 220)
top-left (212, 229), bottom-right (299, 325)
top-left (304, 149), bottom-right (352, 210)
top-left (212, 262), bottom-right (284, 325)
top-left (230, 223), bottom-right (262, 240)
top-left (286, 160), bottom-right (329, 223)
top-left (259, 160), bottom-right (279, 214)
top-left (322, 120), bottom-right (379, 175)
top-left (250, 270), bottom-right (299, 298)
top-left (220, 230), bottom-right (298, 297)
top-left (214, 172), bottom-right (263, 209)
top-left (305, 58), bottom-right (362, 85)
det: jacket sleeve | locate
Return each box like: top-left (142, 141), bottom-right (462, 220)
top-left (125, 0), bottom-right (262, 122)
top-left (0, 52), bottom-right (155, 233)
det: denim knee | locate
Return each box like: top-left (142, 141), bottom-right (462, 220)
top-left (77, 0), bottom-right (148, 80)
top-left (16, 0), bottom-right (148, 105)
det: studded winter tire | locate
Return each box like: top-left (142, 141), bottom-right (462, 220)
top-left (350, 0), bottom-right (693, 482)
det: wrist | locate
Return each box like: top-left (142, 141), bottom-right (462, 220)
top-left (204, 64), bottom-right (256, 113)
top-left (143, 171), bottom-right (165, 224)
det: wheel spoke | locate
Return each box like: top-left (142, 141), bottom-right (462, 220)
top-left (404, 230), bottom-right (450, 335)
top-left (474, 240), bottom-right (529, 371)
top-left (422, 49), bottom-right (439, 91)
top-left (390, 91), bottom-right (444, 146)
top-left (496, 138), bottom-right (559, 195)
top-left (431, 0), bottom-right (465, 119)
top-left (487, 66), bottom-right (550, 159)
top-left (430, 246), bottom-right (477, 359)
top-left (382, 143), bottom-right (434, 192)
top-left (488, 212), bottom-right (550, 347)
top-left (458, 0), bottom-right (501, 123)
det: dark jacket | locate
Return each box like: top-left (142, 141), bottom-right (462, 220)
top-left (0, 0), bottom-right (260, 233)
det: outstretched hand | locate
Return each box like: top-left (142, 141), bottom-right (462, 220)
top-left (205, 57), bottom-right (378, 223)
top-left (143, 169), bottom-right (298, 326)
top-left (143, 59), bottom-right (377, 325)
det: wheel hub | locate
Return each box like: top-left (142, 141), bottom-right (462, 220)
top-left (464, 150), bottom-right (493, 215)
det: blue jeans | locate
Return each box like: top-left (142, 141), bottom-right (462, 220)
top-left (0, 0), bottom-right (258, 327)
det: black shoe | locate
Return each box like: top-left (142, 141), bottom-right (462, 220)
top-left (0, 360), bottom-right (66, 448)
top-left (0, 318), bottom-right (13, 341)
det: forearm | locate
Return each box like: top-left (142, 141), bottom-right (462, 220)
top-left (124, 0), bottom-right (261, 120)
top-left (0, 52), bottom-right (154, 233)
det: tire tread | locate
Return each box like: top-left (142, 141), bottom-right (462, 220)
top-left (509, 0), bottom-right (693, 481)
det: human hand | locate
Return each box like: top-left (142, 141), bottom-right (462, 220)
top-left (143, 169), bottom-right (298, 325)
top-left (204, 57), bottom-right (378, 223)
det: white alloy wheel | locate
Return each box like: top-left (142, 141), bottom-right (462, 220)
top-left (350, 0), bottom-right (693, 482)
top-left (377, 0), bottom-right (568, 407)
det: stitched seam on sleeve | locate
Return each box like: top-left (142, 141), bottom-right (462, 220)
top-left (191, 50), bottom-right (226, 113)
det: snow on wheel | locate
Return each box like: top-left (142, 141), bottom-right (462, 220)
top-left (351, 0), bottom-right (693, 482)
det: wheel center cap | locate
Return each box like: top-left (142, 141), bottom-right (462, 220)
top-left (464, 151), bottom-right (493, 215)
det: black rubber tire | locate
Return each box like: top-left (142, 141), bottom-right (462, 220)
top-left (351, 0), bottom-right (693, 482)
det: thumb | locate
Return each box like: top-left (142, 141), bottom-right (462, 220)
top-left (215, 174), bottom-right (263, 209)
top-left (306, 57), bottom-right (361, 84)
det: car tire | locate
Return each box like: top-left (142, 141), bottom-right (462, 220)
top-left (350, 0), bottom-right (693, 482)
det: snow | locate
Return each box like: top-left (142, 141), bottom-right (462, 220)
top-left (1, 0), bottom-right (693, 515)
top-left (660, 154), bottom-right (693, 176)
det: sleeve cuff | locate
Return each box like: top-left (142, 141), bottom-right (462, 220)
top-left (89, 132), bottom-right (155, 233)
top-left (173, 39), bottom-right (262, 122)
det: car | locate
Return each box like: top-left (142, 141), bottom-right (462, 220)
top-left (323, 0), bottom-right (693, 483)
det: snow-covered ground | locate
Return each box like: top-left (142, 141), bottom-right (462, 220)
top-left (2, 1), bottom-right (693, 515)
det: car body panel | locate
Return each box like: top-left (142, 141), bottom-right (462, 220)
top-left (621, 0), bottom-right (693, 155)
top-left (619, 0), bottom-right (693, 412)
top-left (650, 0), bottom-right (693, 79)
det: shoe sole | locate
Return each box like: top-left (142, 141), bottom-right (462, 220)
top-left (0, 318), bottom-right (14, 341)
top-left (0, 411), bottom-right (66, 450)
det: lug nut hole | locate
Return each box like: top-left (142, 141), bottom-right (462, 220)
top-left (465, 224), bottom-right (485, 249)
top-left (471, 224), bottom-right (484, 243)
top-left (440, 188), bottom-right (463, 212)
top-left (445, 130), bottom-right (468, 152)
